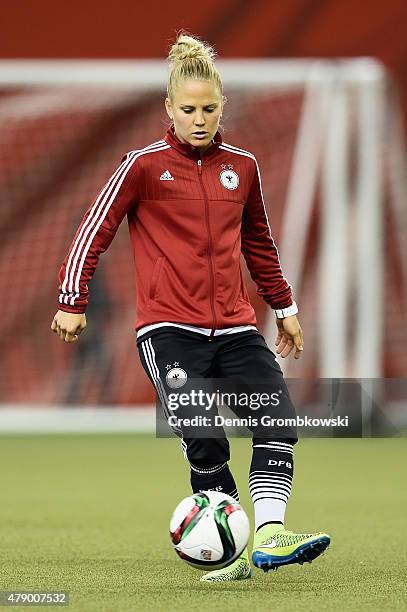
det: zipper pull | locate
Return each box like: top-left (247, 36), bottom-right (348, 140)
top-left (197, 159), bottom-right (202, 175)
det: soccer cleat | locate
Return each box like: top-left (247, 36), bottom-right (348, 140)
top-left (252, 525), bottom-right (330, 572)
top-left (200, 549), bottom-right (252, 582)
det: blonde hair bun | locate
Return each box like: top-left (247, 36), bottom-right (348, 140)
top-left (168, 34), bottom-right (215, 65)
top-left (167, 32), bottom-right (222, 100)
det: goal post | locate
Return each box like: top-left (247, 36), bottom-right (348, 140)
top-left (0, 58), bottom-right (406, 421)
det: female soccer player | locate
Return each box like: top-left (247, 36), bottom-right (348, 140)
top-left (52, 33), bottom-right (330, 582)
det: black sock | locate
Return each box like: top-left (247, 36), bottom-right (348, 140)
top-left (189, 460), bottom-right (239, 502)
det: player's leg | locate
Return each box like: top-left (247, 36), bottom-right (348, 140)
top-left (213, 331), bottom-right (331, 572)
top-left (184, 437), bottom-right (251, 582)
top-left (138, 331), bottom-right (241, 501)
top-left (137, 331), bottom-right (249, 581)
top-left (250, 436), bottom-right (330, 571)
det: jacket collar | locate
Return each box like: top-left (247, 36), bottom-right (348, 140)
top-left (164, 125), bottom-right (222, 160)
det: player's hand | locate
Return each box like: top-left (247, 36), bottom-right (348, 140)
top-left (275, 315), bottom-right (304, 359)
top-left (51, 310), bottom-right (86, 343)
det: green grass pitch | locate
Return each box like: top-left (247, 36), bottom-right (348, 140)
top-left (0, 435), bottom-right (406, 611)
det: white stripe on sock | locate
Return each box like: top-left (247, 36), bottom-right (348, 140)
top-left (249, 470), bottom-right (293, 530)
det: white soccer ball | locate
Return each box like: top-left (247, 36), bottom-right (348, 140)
top-left (169, 491), bottom-right (250, 570)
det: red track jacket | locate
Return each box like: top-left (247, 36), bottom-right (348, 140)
top-left (58, 127), bottom-right (293, 332)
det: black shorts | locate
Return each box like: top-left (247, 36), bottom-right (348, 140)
top-left (137, 329), bottom-right (297, 463)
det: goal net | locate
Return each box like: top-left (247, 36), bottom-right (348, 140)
top-left (0, 59), bottom-right (406, 415)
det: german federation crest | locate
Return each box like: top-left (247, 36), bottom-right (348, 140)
top-left (166, 367), bottom-right (188, 389)
top-left (220, 169), bottom-right (239, 190)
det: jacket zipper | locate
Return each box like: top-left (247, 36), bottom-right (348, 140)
top-left (197, 159), bottom-right (216, 340)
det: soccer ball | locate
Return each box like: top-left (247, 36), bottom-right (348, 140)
top-left (169, 491), bottom-right (250, 570)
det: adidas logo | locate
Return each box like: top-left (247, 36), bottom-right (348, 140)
top-left (160, 170), bottom-right (174, 181)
